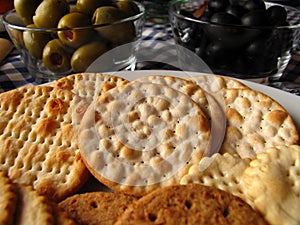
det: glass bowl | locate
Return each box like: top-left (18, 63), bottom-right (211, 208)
top-left (169, 0), bottom-right (300, 81)
top-left (3, 0), bottom-right (145, 83)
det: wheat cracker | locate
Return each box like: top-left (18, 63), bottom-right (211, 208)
top-left (0, 86), bottom-right (89, 202)
top-left (180, 153), bottom-right (252, 206)
top-left (114, 183), bottom-right (268, 225)
top-left (242, 145), bottom-right (300, 225)
top-left (188, 74), bottom-right (249, 93)
top-left (59, 192), bottom-right (136, 225)
top-left (218, 88), bottom-right (299, 159)
top-left (0, 171), bottom-right (17, 225)
top-left (14, 183), bottom-right (54, 225)
top-left (78, 81), bottom-right (211, 196)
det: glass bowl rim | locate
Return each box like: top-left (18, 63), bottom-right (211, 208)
top-left (2, 0), bottom-right (145, 32)
top-left (169, 0), bottom-right (300, 30)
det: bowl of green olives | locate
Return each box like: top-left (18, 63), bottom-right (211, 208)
top-left (169, 0), bottom-right (300, 80)
top-left (2, 0), bottom-right (145, 83)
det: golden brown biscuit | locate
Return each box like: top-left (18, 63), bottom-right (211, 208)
top-left (14, 184), bottom-right (54, 225)
top-left (59, 192), bottom-right (136, 225)
top-left (0, 86), bottom-right (89, 202)
top-left (0, 171), bottom-right (17, 225)
top-left (115, 184), bottom-right (268, 225)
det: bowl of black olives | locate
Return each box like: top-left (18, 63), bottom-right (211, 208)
top-left (2, 0), bottom-right (145, 83)
top-left (169, 0), bottom-right (300, 80)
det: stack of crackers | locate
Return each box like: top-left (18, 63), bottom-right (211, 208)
top-left (0, 73), bottom-right (299, 225)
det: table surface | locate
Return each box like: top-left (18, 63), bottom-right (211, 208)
top-left (1, 22), bottom-right (300, 95)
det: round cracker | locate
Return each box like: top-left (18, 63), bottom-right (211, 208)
top-left (180, 153), bottom-right (252, 206)
top-left (0, 86), bottom-right (89, 202)
top-left (218, 88), bottom-right (299, 159)
top-left (242, 145), bottom-right (300, 225)
top-left (188, 74), bottom-right (249, 93)
top-left (78, 81), bottom-right (211, 196)
top-left (114, 184), bottom-right (268, 225)
top-left (0, 171), bottom-right (17, 225)
top-left (58, 192), bottom-right (136, 225)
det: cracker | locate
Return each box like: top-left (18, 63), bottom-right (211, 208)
top-left (242, 145), bottom-right (300, 225)
top-left (188, 74), bottom-right (249, 93)
top-left (78, 81), bottom-right (211, 196)
top-left (180, 153), bottom-right (252, 206)
top-left (219, 88), bottom-right (299, 159)
top-left (0, 171), bottom-right (17, 225)
top-left (14, 184), bottom-right (54, 225)
top-left (52, 73), bottom-right (129, 129)
top-left (58, 192), bottom-right (136, 225)
top-left (0, 86), bottom-right (89, 202)
top-left (114, 184), bottom-right (268, 225)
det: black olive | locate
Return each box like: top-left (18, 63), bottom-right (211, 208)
top-left (241, 9), bottom-right (270, 26)
top-left (225, 4), bottom-right (248, 18)
top-left (208, 0), bottom-right (230, 12)
top-left (243, 0), bottom-right (266, 11)
top-left (267, 5), bottom-right (288, 26)
top-left (210, 12), bottom-right (240, 25)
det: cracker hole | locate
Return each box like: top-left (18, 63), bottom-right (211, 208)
top-left (185, 200), bottom-right (192, 209)
top-left (148, 213), bottom-right (157, 222)
top-left (223, 209), bottom-right (229, 217)
top-left (90, 201), bottom-right (98, 208)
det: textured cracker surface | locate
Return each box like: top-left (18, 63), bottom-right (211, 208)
top-left (135, 75), bottom-right (209, 117)
top-left (52, 73), bottom-right (129, 129)
top-left (188, 74), bottom-right (249, 93)
top-left (79, 81), bottom-right (211, 196)
top-left (114, 184), bottom-right (268, 225)
top-left (0, 86), bottom-right (89, 202)
top-left (242, 145), bottom-right (300, 225)
top-left (0, 171), bottom-right (17, 225)
top-left (59, 192), bottom-right (136, 225)
top-left (219, 88), bottom-right (299, 159)
top-left (180, 153), bottom-right (252, 206)
top-left (14, 184), bottom-right (54, 225)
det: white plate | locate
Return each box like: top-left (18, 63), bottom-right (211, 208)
top-left (107, 70), bottom-right (300, 134)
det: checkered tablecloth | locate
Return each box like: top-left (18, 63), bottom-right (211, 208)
top-left (1, 22), bottom-right (300, 95)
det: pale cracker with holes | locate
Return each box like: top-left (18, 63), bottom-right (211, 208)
top-left (78, 81), bottom-right (211, 196)
top-left (180, 152), bottom-right (253, 207)
top-left (0, 86), bottom-right (90, 202)
top-left (218, 88), bottom-right (299, 159)
top-left (52, 73), bottom-right (129, 132)
top-left (242, 145), bottom-right (300, 225)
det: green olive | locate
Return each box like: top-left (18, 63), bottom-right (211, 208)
top-left (42, 39), bottom-right (72, 73)
top-left (33, 0), bottom-right (70, 28)
top-left (71, 41), bottom-right (108, 72)
top-left (76, 0), bottom-right (114, 15)
top-left (23, 24), bottom-right (51, 59)
top-left (57, 12), bottom-right (94, 48)
top-left (14, 0), bottom-right (42, 25)
top-left (116, 0), bottom-right (140, 17)
top-left (92, 6), bottom-right (135, 44)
